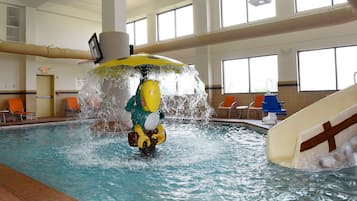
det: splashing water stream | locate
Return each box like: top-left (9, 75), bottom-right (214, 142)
top-left (78, 64), bottom-right (214, 134)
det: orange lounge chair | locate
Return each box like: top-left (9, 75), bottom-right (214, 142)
top-left (218, 95), bottom-right (238, 118)
top-left (65, 97), bottom-right (81, 117)
top-left (8, 98), bottom-right (35, 121)
top-left (247, 95), bottom-right (264, 119)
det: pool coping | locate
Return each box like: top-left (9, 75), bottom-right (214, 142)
top-left (0, 119), bottom-right (94, 130)
top-left (0, 117), bottom-right (271, 133)
top-left (210, 118), bottom-right (271, 134)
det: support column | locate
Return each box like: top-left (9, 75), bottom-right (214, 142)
top-left (147, 12), bottom-right (157, 45)
top-left (99, 0), bottom-right (131, 126)
top-left (100, 0), bottom-right (129, 63)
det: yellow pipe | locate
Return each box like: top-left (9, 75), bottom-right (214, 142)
top-left (0, 40), bottom-right (92, 60)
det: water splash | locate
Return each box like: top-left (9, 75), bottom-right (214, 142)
top-left (78, 64), bottom-right (213, 133)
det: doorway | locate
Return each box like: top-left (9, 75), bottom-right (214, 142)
top-left (36, 74), bottom-right (55, 117)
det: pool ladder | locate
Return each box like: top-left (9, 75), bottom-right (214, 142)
top-left (354, 71), bottom-right (357, 84)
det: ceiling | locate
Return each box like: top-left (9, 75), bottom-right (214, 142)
top-left (18, 0), bottom-right (160, 13)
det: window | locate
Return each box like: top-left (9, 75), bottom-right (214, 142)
top-left (222, 55), bottom-right (278, 93)
top-left (6, 5), bottom-right (25, 42)
top-left (126, 18), bottom-right (147, 46)
top-left (221, 0), bottom-right (276, 28)
top-left (298, 46), bottom-right (357, 91)
top-left (336, 46), bottom-right (357, 89)
top-left (157, 5), bottom-right (193, 41)
top-left (298, 49), bottom-right (336, 91)
top-left (295, 0), bottom-right (348, 12)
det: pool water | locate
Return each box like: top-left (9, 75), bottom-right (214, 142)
top-left (0, 122), bottom-right (356, 201)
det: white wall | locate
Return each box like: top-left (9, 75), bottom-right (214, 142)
top-left (1, 0), bottom-right (357, 92)
top-left (145, 0), bottom-right (357, 87)
top-left (0, 1), bottom-right (100, 92)
top-left (34, 10), bottom-right (101, 50)
top-left (0, 53), bottom-right (25, 90)
top-left (208, 20), bottom-right (357, 85)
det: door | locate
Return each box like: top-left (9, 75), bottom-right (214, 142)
top-left (36, 74), bottom-right (55, 117)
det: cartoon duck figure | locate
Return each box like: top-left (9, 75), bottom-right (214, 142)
top-left (125, 79), bottom-right (166, 155)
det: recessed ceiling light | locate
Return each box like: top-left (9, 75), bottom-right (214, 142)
top-left (248, 0), bottom-right (272, 6)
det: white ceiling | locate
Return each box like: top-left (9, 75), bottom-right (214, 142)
top-left (18, 0), bottom-right (160, 13)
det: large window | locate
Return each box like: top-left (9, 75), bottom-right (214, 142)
top-left (222, 55), bottom-right (278, 93)
top-left (126, 18), bottom-right (147, 46)
top-left (298, 46), bottom-right (357, 91)
top-left (221, 0), bottom-right (276, 28)
top-left (157, 5), bottom-right (193, 41)
top-left (295, 0), bottom-right (348, 12)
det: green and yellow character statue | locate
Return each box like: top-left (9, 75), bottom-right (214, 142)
top-left (125, 79), bottom-right (166, 155)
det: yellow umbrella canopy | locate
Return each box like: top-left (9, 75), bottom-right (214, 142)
top-left (93, 53), bottom-right (186, 77)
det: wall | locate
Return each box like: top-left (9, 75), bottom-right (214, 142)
top-left (149, 0), bottom-right (357, 118)
top-left (0, 0), bottom-right (356, 119)
top-left (0, 1), bottom-right (100, 116)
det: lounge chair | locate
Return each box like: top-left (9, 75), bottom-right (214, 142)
top-left (8, 98), bottom-right (35, 121)
top-left (218, 96), bottom-right (238, 118)
top-left (64, 97), bottom-right (81, 117)
top-left (247, 95), bottom-right (264, 119)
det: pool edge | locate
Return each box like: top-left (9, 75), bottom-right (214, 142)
top-left (0, 163), bottom-right (77, 201)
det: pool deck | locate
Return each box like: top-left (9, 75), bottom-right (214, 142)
top-left (0, 163), bottom-right (77, 201)
top-left (0, 116), bottom-right (273, 200)
top-left (0, 116), bottom-right (80, 127)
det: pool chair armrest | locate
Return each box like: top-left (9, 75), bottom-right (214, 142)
top-left (218, 101), bottom-right (238, 109)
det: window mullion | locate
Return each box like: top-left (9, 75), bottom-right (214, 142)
top-left (248, 58), bottom-right (252, 93)
top-left (133, 21), bottom-right (136, 46)
top-left (156, 15), bottom-right (160, 41)
top-left (245, 0), bottom-right (249, 22)
top-left (174, 9), bottom-right (177, 38)
top-left (334, 48), bottom-right (338, 90)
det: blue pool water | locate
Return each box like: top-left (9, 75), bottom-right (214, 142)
top-left (0, 122), bottom-right (356, 201)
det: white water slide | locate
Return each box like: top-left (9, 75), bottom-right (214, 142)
top-left (266, 84), bottom-right (357, 169)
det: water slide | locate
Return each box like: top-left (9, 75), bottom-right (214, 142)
top-left (266, 84), bottom-right (357, 168)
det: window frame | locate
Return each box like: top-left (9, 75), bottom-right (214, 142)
top-left (294, 0), bottom-right (348, 13)
top-left (156, 4), bottom-right (193, 41)
top-left (126, 17), bottom-right (148, 46)
top-left (297, 44), bottom-right (357, 92)
top-left (222, 54), bottom-right (279, 94)
top-left (220, 0), bottom-right (276, 28)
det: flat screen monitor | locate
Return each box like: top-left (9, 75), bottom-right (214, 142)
top-left (88, 33), bottom-right (103, 64)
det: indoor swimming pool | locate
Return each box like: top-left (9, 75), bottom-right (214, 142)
top-left (0, 121), bottom-right (356, 201)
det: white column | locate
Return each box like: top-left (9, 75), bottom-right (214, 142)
top-left (276, 0), bottom-right (295, 18)
top-left (192, 0), bottom-right (211, 85)
top-left (0, 4), bottom-right (6, 40)
top-left (99, 0), bottom-right (131, 125)
top-left (147, 12), bottom-right (157, 45)
top-left (100, 0), bottom-right (129, 63)
top-left (193, 0), bottom-right (208, 34)
top-left (102, 0), bottom-right (126, 32)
